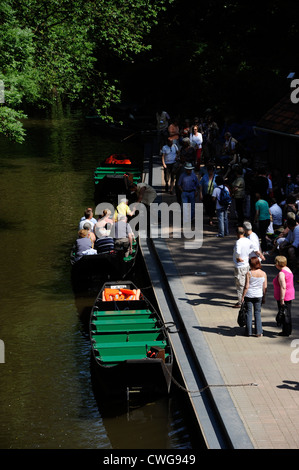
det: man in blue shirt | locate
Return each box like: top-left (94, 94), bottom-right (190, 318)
top-left (178, 162), bottom-right (200, 223)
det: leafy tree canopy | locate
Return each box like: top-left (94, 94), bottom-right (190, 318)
top-left (0, 0), bottom-right (171, 142)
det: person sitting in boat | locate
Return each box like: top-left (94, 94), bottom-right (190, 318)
top-left (114, 198), bottom-right (135, 221)
top-left (112, 214), bottom-right (133, 258)
top-left (94, 209), bottom-right (114, 237)
top-left (79, 208), bottom-right (97, 230)
top-left (93, 210), bottom-right (115, 254)
top-left (73, 229), bottom-right (97, 262)
top-left (82, 222), bottom-right (96, 244)
top-left (94, 234), bottom-right (115, 254)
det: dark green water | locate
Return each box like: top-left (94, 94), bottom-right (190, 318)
top-left (0, 115), bottom-right (193, 449)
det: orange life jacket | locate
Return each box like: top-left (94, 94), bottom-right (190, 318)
top-left (102, 288), bottom-right (140, 301)
top-left (105, 154), bottom-right (131, 165)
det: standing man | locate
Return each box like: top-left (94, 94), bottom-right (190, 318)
top-left (212, 175), bottom-right (230, 237)
top-left (254, 192), bottom-right (271, 254)
top-left (178, 162), bottom-right (200, 223)
top-left (243, 221), bottom-right (265, 262)
top-left (233, 226), bottom-right (264, 308)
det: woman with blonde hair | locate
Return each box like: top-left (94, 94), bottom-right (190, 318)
top-left (273, 255), bottom-right (295, 336)
top-left (241, 256), bottom-right (267, 337)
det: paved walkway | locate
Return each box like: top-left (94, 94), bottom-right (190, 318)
top-left (158, 166), bottom-right (299, 449)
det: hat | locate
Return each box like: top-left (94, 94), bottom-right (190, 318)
top-left (184, 162), bottom-right (194, 170)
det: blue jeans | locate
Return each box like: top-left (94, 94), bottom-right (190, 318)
top-left (216, 209), bottom-right (229, 237)
top-left (245, 297), bottom-right (263, 336)
top-left (181, 191), bottom-right (195, 222)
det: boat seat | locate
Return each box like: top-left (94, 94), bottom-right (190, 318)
top-left (92, 317), bottom-right (156, 325)
top-left (92, 314), bottom-right (155, 323)
top-left (91, 327), bottom-right (161, 334)
top-left (93, 340), bottom-right (166, 350)
top-left (91, 330), bottom-right (163, 342)
top-left (96, 352), bottom-right (170, 363)
top-left (91, 318), bottom-right (157, 332)
top-left (93, 309), bottom-right (152, 317)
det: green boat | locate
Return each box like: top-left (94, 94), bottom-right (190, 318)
top-left (93, 154), bottom-right (142, 205)
top-left (90, 280), bottom-right (174, 398)
top-left (71, 239), bottom-right (138, 293)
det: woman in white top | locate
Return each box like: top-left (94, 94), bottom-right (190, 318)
top-left (241, 256), bottom-right (267, 337)
top-left (190, 125), bottom-right (203, 170)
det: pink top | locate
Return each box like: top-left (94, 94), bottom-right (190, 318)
top-left (273, 268), bottom-right (295, 301)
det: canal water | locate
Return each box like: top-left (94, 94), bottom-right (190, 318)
top-left (0, 114), bottom-right (194, 449)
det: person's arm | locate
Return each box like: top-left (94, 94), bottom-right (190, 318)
top-left (128, 232), bottom-right (133, 253)
top-left (137, 186), bottom-right (146, 202)
top-left (254, 249), bottom-right (265, 261)
top-left (241, 272), bottom-right (250, 302)
top-left (262, 273), bottom-right (267, 303)
top-left (162, 153), bottom-right (166, 169)
top-left (254, 208), bottom-right (259, 224)
top-left (199, 183), bottom-right (203, 201)
top-left (278, 271), bottom-right (286, 305)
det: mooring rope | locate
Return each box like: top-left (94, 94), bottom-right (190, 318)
top-left (164, 365), bottom-right (258, 394)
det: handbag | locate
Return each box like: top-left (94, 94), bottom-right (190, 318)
top-left (237, 302), bottom-right (247, 327)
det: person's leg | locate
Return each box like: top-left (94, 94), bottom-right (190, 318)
top-left (224, 209), bottom-right (229, 236)
top-left (234, 266), bottom-right (248, 305)
top-left (281, 300), bottom-right (292, 336)
top-left (216, 209), bottom-right (224, 237)
top-left (164, 165), bottom-right (170, 191)
top-left (253, 297), bottom-right (263, 336)
top-left (235, 198), bottom-right (244, 226)
top-left (169, 164), bottom-right (175, 193)
top-left (245, 298), bottom-right (253, 336)
top-left (259, 219), bottom-right (270, 252)
top-left (190, 191), bottom-right (196, 220)
top-left (181, 192), bottom-right (191, 224)
top-left (196, 148), bottom-right (202, 170)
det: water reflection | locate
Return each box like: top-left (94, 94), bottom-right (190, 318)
top-left (0, 114), bottom-right (193, 449)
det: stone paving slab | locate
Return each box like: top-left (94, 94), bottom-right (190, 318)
top-left (153, 162), bottom-right (299, 449)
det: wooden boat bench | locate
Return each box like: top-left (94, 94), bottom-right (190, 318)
top-left (92, 309), bottom-right (153, 318)
top-left (95, 351), bottom-right (170, 364)
top-left (91, 317), bottom-right (158, 332)
top-left (93, 340), bottom-right (167, 350)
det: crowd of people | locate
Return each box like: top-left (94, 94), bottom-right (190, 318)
top-left (156, 110), bottom-right (298, 338)
top-left (73, 206), bottom-right (135, 263)
top-left (72, 111), bottom-right (298, 339)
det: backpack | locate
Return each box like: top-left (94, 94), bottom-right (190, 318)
top-left (219, 185), bottom-right (231, 210)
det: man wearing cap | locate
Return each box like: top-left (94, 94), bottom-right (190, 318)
top-left (178, 162), bottom-right (200, 222)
